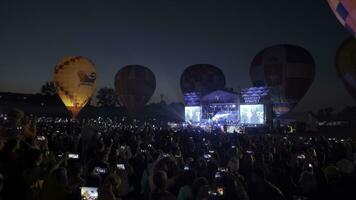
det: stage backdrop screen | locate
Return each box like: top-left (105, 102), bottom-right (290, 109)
top-left (185, 106), bottom-right (202, 123)
top-left (239, 104), bottom-right (265, 124)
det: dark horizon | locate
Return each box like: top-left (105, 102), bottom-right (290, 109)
top-left (0, 0), bottom-right (354, 112)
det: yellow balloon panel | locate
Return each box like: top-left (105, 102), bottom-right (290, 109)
top-left (336, 37), bottom-right (356, 75)
top-left (53, 56), bottom-right (97, 118)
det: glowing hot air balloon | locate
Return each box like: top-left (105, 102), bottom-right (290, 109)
top-left (250, 45), bottom-right (315, 116)
top-left (327, 0), bottom-right (356, 37)
top-left (114, 65), bottom-right (156, 116)
top-left (53, 56), bottom-right (97, 119)
top-left (335, 37), bottom-right (356, 101)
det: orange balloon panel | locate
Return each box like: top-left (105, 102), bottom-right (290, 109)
top-left (53, 56), bottom-right (97, 118)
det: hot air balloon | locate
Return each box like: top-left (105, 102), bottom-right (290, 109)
top-left (250, 45), bottom-right (315, 116)
top-left (53, 56), bottom-right (97, 119)
top-left (327, 0), bottom-right (356, 37)
top-left (335, 37), bottom-right (356, 101)
top-left (114, 65), bottom-right (156, 116)
top-left (180, 64), bottom-right (226, 105)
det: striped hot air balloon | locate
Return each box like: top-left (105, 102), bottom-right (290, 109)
top-left (114, 65), bottom-right (156, 116)
top-left (250, 45), bottom-right (315, 116)
top-left (335, 37), bottom-right (356, 101)
top-left (327, 0), bottom-right (356, 37)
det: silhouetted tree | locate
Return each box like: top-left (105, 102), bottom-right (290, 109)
top-left (40, 81), bottom-right (56, 96)
top-left (96, 87), bottom-right (120, 107)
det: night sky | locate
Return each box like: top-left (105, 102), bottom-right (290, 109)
top-left (0, 0), bottom-right (354, 111)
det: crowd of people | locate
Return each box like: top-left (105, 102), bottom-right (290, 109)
top-left (0, 109), bottom-right (355, 200)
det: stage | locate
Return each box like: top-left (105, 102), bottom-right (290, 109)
top-left (183, 87), bottom-right (273, 133)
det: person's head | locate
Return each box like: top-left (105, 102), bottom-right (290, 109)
top-left (26, 148), bottom-right (43, 167)
top-left (192, 177), bottom-right (209, 199)
top-left (103, 174), bottom-right (121, 196)
top-left (1, 138), bottom-right (20, 153)
top-left (98, 151), bottom-right (109, 163)
top-left (52, 167), bottom-right (68, 187)
top-left (86, 174), bottom-right (102, 187)
top-left (227, 156), bottom-right (240, 172)
top-left (196, 157), bottom-right (208, 169)
top-left (153, 170), bottom-right (168, 191)
top-left (299, 171), bottom-right (317, 194)
top-left (251, 167), bottom-right (265, 183)
top-left (336, 159), bottom-right (354, 175)
top-left (68, 161), bottom-right (83, 178)
top-left (6, 108), bottom-right (24, 126)
top-left (183, 169), bottom-right (196, 186)
top-left (212, 172), bottom-right (240, 200)
top-left (264, 152), bottom-right (274, 165)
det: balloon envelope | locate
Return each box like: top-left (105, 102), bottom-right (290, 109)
top-left (180, 64), bottom-right (226, 95)
top-left (327, 0), bottom-right (356, 37)
top-left (335, 37), bottom-right (356, 101)
top-left (114, 65), bottom-right (156, 115)
top-left (250, 45), bottom-right (315, 116)
top-left (53, 56), bottom-right (97, 118)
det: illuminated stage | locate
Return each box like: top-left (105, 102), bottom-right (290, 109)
top-left (184, 87), bottom-right (273, 133)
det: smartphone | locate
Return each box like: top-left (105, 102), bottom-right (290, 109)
top-left (231, 145), bottom-right (236, 149)
top-left (297, 154), bottom-right (306, 159)
top-left (209, 150), bottom-right (215, 154)
top-left (95, 167), bottom-right (107, 174)
top-left (184, 166), bottom-right (190, 171)
top-left (117, 164), bottom-right (125, 170)
top-left (68, 154), bottom-right (79, 159)
top-left (37, 136), bottom-right (46, 141)
top-left (80, 187), bottom-right (98, 200)
top-left (204, 154), bottom-right (211, 159)
top-left (218, 167), bottom-right (228, 172)
top-left (208, 190), bottom-right (218, 196)
top-left (246, 150), bottom-right (253, 154)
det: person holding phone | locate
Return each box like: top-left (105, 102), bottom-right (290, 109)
top-left (249, 168), bottom-right (285, 200)
top-left (150, 170), bottom-right (176, 200)
top-left (98, 174), bottom-right (122, 200)
top-left (177, 169), bottom-right (196, 200)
